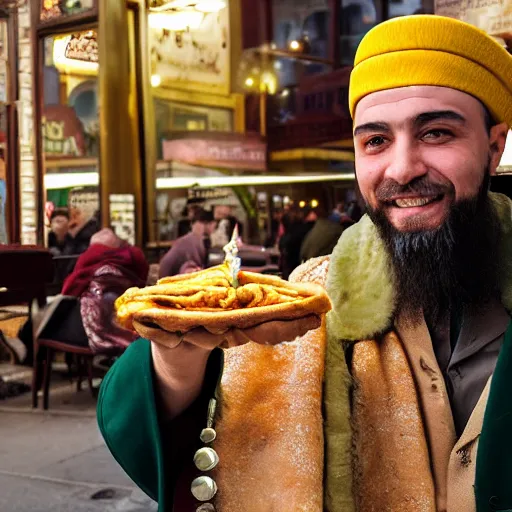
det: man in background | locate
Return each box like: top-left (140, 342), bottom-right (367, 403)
top-left (177, 198), bottom-right (205, 238)
top-left (48, 209), bottom-right (73, 256)
top-left (159, 209), bottom-right (216, 278)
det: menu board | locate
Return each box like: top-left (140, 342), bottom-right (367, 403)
top-left (40, 0), bottom-right (95, 23)
top-left (110, 194), bottom-right (136, 246)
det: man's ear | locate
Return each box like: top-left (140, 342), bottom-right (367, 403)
top-left (489, 122), bottom-right (509, 176)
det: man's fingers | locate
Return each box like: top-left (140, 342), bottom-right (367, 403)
top-left (146, 314), bottom-right (322, 351)
top-left (243, 314), bottom-right (321, 345)
top-left (134, 320), bottom-right (183, 349)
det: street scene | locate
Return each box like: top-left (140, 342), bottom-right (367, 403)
top-left (0, 0), bottom-right (511, 511)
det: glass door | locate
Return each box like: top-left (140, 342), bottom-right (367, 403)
top-left (41, 28), bottom-right (100, 252)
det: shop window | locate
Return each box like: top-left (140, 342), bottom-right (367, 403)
top-left (388, 0), bottom-right (434, 18)
top-left (340, 0), bottom-right (383, 66)
top-left (41, 29), bottom-right (100, 249)
top-left (153, 99), bottom-right (233, 161)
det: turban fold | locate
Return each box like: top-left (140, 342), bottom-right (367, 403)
top-left (349, 15), bottom-right (512, 127)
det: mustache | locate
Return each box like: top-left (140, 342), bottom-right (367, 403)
top-left (375, 176), bottom-right (454, 202)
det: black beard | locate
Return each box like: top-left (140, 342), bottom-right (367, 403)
top-left (367, 174), bottom-right (501, 325)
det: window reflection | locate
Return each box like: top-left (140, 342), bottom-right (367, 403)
top-left (272, 0), bottom-right (330, 58)
top-left (42, 30), bottom-right (100, 253)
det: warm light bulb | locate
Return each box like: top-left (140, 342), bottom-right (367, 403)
top-left (299, 201), bottom-right (306, 208)
top-left (281, 88), bottom-right (290, 97)
top-left (151, 74), bottom-right (162, 87)
top-left (289, 40), bottom-right (301, 51)
top-left (244, 77), bottom-right (254, 87)
top-left (311, 199), bottom-right (319, 208)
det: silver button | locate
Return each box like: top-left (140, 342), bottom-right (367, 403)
top-left (196, 504), bottom-right (215, 512)
top-left (191, 476), bottom-right (218, 502)
top-left (200, 427), bottom-right (217, 444)
top-left (194, 447), bottom-right (219, 472)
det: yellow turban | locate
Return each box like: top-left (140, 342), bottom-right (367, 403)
top-left (349, 15), bottom-right (512, 126)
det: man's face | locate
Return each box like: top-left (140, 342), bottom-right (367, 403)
top-left (353, 86), bottom-right (508, 232)
top-left (214, 205), bottom-right (231, 221)
top-left (51, 215), bottom-right (69, 236)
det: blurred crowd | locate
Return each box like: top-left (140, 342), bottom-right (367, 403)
top-left (271, 200), bottom-right (362, 279)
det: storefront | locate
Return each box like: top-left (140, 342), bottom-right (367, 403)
top-left (33, 0), bottom-right (143, 247)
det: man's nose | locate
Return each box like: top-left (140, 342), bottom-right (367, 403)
top-left (384, 137), bottom-right (427, 186)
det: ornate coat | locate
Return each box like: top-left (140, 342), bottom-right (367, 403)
top-left (98, 192), bottom-right (512, 512)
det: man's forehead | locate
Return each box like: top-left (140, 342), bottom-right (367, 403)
top-left (354, 86), bottom-right (482, 125)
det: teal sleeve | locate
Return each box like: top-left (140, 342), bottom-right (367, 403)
top-left (97, 339), bottom-right (223, 510)
top-left (97, 339), bottom-right (165, 505)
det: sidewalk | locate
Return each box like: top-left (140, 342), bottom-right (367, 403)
top-left (0, 363), bottom-right (158, 512)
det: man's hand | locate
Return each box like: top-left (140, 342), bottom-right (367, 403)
top-left (137, 314), bottom-right (321, 350)
top-left (146, 314), bottom-right (322, 421)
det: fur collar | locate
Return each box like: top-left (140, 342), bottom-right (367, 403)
top-left (326, 192), bottom-right (512, 341)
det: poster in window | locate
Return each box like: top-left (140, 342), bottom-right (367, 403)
top-left (149, 3), bottom-right (230, 95)
top-left (435, 0), bottom-right (512, 38)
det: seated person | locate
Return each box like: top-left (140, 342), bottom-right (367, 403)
top-left (159, 209), bottom-right (216, 278)
top-left (20, 229), bottom-right (149, 361)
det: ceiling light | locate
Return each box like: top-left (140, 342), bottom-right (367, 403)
top-left (195, 0), bottom-right (226, 12)
top-left (150, 0), bottom-right (192, 11)
top-left (244, 77), bottom-right (254, 87)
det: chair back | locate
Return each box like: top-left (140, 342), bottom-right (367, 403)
top-left (0, 246), bottom-right (54, 308)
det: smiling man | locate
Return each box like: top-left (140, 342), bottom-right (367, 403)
top-left (98, 15), bottom-right (512, 512)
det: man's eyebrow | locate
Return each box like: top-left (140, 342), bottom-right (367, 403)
top-left (353, 122), bottom-right (390, 136)
top-left (414, 110), bottom-right (466, 127)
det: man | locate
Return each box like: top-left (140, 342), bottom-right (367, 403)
top-left (98, 16), bottom-right (512, 512)
top-left (48, 209), bottom-right (73, 256)
top-left (176, 198), bottom-right (205, 238)
top-left (300, 206), bottom-right (344, 261)
top-left (159, 209), bottom-right (216, 278)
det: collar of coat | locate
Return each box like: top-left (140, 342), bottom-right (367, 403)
top-left (326, 192), bottom-right (512, 341)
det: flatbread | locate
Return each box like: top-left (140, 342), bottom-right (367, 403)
top-left (115, 264), bottom-right (331, 335)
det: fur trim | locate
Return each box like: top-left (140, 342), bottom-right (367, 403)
top-left (326, 192), bottom-right (512, 341)
top-left (326, 214), bottom-right (395, 341)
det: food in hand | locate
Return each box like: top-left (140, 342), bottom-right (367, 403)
top-left (115, 264), bottom-right (331, 335)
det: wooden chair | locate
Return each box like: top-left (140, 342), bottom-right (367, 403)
top-left (34, 338), bottom-right (96, 410)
